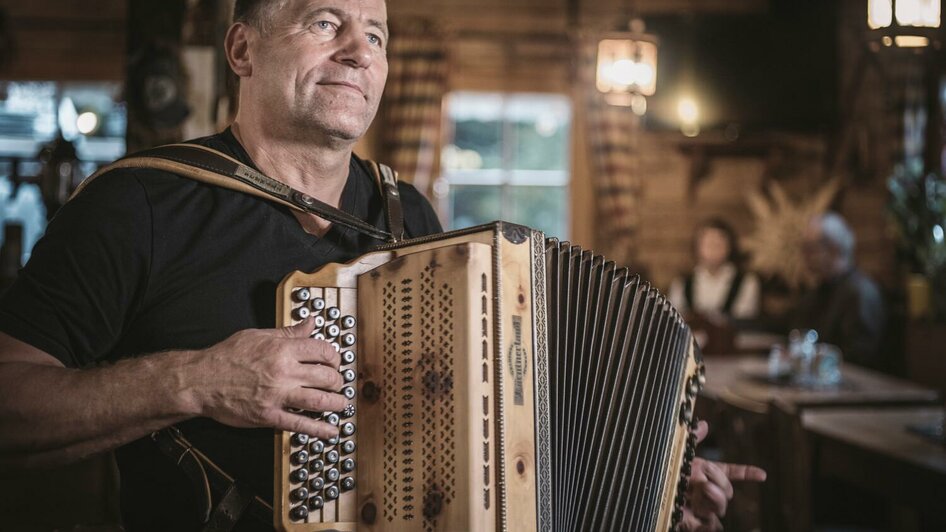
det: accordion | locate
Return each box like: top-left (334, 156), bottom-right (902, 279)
top-left (273, 222), bottom-right (704, 531)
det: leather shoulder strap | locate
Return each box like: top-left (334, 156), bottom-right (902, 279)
top-left (73, 143), bottom-right (396, 243)
top-left (362, 159), bottom-right (405, 242)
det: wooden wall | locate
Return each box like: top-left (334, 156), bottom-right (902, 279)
top-left (0, 1), bottom-right (126, 81)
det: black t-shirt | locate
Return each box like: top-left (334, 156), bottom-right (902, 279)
top-left (0, 129), bottom-right (442, 530)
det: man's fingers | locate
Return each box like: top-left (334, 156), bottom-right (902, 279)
top-left (696, 513), bottom-right (723, 532)
top-left (270, 409), bottom-right (339, 440)
top-left (280, 317), bottom-right (316, 338)
top-left (701, 461), bottom-right (734, 499)
top-left (692, 420), bottom-right (709, 444)
top-left (692, 481), bottom-right (729, 519)
top-left (295, 361), bottom-right (344, 391)
top-left (292, 338), bottom-right (341, 369)
top-left (285, 388), bottom-right (348, 414)
top-left (716, 461), bottom-right (768, 482)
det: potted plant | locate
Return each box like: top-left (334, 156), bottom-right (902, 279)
top-left (887, 164), bottom-right (946, 321)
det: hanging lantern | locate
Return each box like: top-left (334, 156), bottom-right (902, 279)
top-left (596, 19), bottom-right (658, 107)
top-left (868, 0), bottom-right (941, 48)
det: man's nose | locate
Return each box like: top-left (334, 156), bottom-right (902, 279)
top-left (332, 29), bottom-right (374, 68)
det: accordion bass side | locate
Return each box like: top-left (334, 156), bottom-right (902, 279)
top-left (273, 222), bottom-right (704, 532)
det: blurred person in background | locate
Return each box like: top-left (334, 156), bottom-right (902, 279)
top-left (791, 211), bottom-right (885, 369)
top-left (669, 218), bottom-right (760, 354)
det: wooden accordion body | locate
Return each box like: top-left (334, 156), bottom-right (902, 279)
top-left (274, 222), bottom-right (704, 531)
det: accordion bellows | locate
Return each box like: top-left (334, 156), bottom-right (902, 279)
top-left (273, 222), bottom-right (703, 531)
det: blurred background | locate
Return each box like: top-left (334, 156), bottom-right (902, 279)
top-left (0, 1), bottom-right (945, 531)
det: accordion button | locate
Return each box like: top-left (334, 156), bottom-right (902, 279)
top-left (327, 307), bottom-right (341, 320)
top-left (309, 477), bottom-right (325, 491)
top-left (687, 376), bottom-right (699, 398)
top-left (325, 467), bottom-right (340, 482)
top-left (313, 316), bottom-right (326, 328)
top-left (326, 450), bottom-right (339, 464)
top-left (341, 333), bottom-right (355, 347)
top-left (682, 461), bottom-right (692, 475)
top-left (342, 386), bottom-right (356, 401)
top-left (341, 440), bottom-right (356, 454)
top-left (290, 487), bottom-right (309, 502)
top-left (291, 450), bottom-right (309, 466)
top-left (341, 369), bottom-right (356, 384)
top-left (327, 434), bottom-right (340, 445)
top-left (309, 440), bottom-right (325, 454)
top-left (341, 404), bottom-right (355, 419)
top-left (341, 316), bottom-right (356, 329)
top-left (341, 422), bottom-right (355, 437)
top-left (327, 324), bottom-right (341, 337)
top-left (293, 307), bottom-right (310, 320)
top-left (293, 288), bottom-right (311, 302)
top-left (685, 447), bottom-right (696, 461)
top-left (312, 298), bottom-right (326, 311)
top-left (313, 333), bottom-right (325, 341)
top-left (341, 476), bottom-right (355, 491)
top-left (291, 433), bottom-right (309, 447)
top-left (331, 342), bottom-right (341, 352)
top-left (289, 505), bottom-right (308, 521)
top-left (679, 402), bottom-right (693, 424)
top-left (290, 468), bottom-right (309, 483)
top-left (325, 413), bottom-right (340, 426)
top-left (341, 351), bottom-right (356, 365)
top-left (308, 496), bottom-right (324, 510)
top-left (309, 459), bottom-right (324, 473)
top-left (341, 458), bottom-right (355, 473)
top-left (325, 485), bottom-right (340, 500)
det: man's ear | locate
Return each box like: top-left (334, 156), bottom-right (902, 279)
top-left (225, 23), bottom-right (253, 78)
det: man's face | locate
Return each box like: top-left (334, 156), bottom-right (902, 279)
top-left (800, 222), bottom-right (836, 282)
top-left (247, 0), bottom-right (389, 143)
top-left (696, 227), bottom-right (730, 269)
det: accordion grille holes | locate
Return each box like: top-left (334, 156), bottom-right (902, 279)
top-left (419, 266), bottom-right (457, 532)
top-left (382, 281), bottom-right (399, 521)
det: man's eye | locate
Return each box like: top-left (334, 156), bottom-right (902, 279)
top-left (367, 33), bottom-right (383, 47)
top-left (314, 20), bottom-right (336, 31)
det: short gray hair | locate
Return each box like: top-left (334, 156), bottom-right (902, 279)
top-left (233, 0), bottom-right (287, 34)
top-left (815, 211), bottom-right (855, 261)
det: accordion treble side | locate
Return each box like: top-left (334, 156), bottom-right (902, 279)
top-left (273, 222), bottom-right (703, 531)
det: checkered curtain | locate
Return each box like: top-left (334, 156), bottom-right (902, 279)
top-left (579, 39), bottom-right (643, 266)
top-left (379, 19), bottom-right (447, 196)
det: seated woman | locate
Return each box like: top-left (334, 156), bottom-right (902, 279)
top-left (669, 218), bottom-right (760, 353)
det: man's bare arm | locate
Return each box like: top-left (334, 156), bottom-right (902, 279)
top-left (0, 319), bottom-right (347, 468)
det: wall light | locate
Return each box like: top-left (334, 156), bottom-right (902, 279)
top-left (596, 19), bottom-right (659, 107)
top-left (869, 0), bottom-right (941, 48)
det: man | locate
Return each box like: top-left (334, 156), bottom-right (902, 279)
top-left (794, 212), bottom-right (886, 369)
top-left (0, 1), bottom-right (760, 530)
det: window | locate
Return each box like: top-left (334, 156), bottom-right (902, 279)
top-left (0, 81), bottom-right (126, 264)
top-left (436, 92), bottom-right (571, 239)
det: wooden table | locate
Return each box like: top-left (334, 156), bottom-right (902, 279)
top-left (701, 356), bottom-right (941, 412)
top-left (697, 356), bottom-right (942, 532)
top-left (803, 407), bottom-right (946, 530)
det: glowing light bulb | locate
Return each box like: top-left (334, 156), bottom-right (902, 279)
top-left (76, 112), bottom-right (99, 135)
top-left (677, 97), bottom-right (699, 124)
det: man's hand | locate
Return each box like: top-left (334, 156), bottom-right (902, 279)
top-left (190, 318), bottom-right (348, 440)
top-left (679, 421), bottom-right (767, 531)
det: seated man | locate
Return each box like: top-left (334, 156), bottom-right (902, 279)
top-left (792, 212), bottom-right (885, 369)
